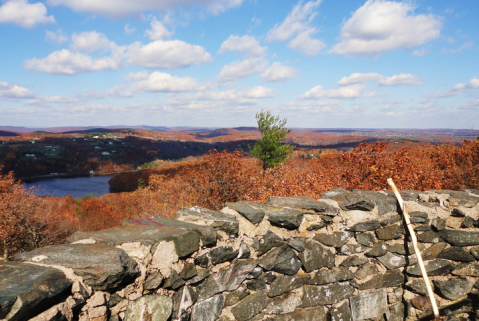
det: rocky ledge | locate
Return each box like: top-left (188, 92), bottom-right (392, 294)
top-left (1, 188), bottom-right (479, 321)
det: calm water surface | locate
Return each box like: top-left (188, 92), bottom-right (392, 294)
top-left (24, 175), bottom-right (116, 198)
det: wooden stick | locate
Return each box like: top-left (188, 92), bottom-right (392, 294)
top-left (387, 178), bottom-right (441, 321)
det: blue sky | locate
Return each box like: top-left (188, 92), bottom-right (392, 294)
top-left (0, 0), bottom-right (478, 128)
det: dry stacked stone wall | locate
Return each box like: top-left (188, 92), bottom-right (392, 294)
top-left (2, 189), bottom-right (479, 321)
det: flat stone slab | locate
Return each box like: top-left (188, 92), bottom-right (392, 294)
top-left (358, 269), bottom-right (404, 290)
top-left (406, 259), bottom-right (455, 276)
top-left (124, 216), bottom-right (217, 247)
top-left (434, 279), bottom-right (473, 300)
top-left (438, 246), bottom-right (475, 262)
top-left (268, 274), bottom-right (311, 298)
top-left (438, 230), bottom-right (479, 246)
top-left (321, 189), bottom-right (375, 211)
top-left (313, 231), bottom-right (353, 248)
top-left (308, 267), bottom-right (353, 285)
top-left (376, 252), bottom-right (417, 269)
top-left (350, 288), bottom-right (388, 320)
top-left (124, 295), bottom-right (172, 321)
top-left (252, 203), bottom-right (304, 230)
top-left (270, 306), bottom-right (327, 321)
top-left (298, 240), bottom-right (335, 273)
top-left (266, 196), bottom-right (339, 214)
top-left (175, 206), bottom-right (239, 236)
top-left (226, 201), bottom-right (266, 225)
top-left (351, 190), bottom-right (398, 215)
top-left (0, 262), bottom-right (72, 320)
top-left (231, 290), bottom-right (268, 321)
top-left (301, 282), bottom-right (354, 307)
top-left (15, 244), bottom-right (139, 291)
top-left (258, 244), bottom-right (302, 275)
top-left (67, 224), bottom-right (200, 258)
top-left (190, 294), bottom-right (224, 321)
top-left (452, 263), bottom-right (479, 277)
top-left (195, 246), bottom-right (239, 267)
top-left (253, 230), bottom-right (284, 256)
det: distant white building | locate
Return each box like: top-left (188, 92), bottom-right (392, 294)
top-left (102, 151), bottom-right (110, 155)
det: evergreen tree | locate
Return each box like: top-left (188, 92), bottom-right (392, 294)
top-left (250, 110), bottom-right (294, 170)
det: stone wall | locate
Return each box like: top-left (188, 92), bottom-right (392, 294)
top-left (2, 189), bottom-right (479, 321)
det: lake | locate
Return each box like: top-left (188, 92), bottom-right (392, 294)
top-left (24, 175), bottom-right (117, 198)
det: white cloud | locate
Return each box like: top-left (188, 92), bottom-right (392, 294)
top-left (430, 77), bottom-right (479, 98)
top-left (266, 0), bottom-right (325, 56)
top-left (24, 49), bottom-right (125, 75)
top-left (441, 42), bottom-right (473, 54)
top-left (105, 85), bottom-right (133, 98)
top-left (261, 62), bottom-right (297, 82)
top-left (301, 84), bottom-right (366, 99)
top-left (28, 95), bottom-right (80, 105)
top-left (46, 30), bottom-right (68, 44)
top-left (47, 0), bottom-right (244, 18)
top-left (130, 71), bottom-right (201, 93)
top-left (218, 57), bottom-right (268, 81)
top-left (70, 31), bottom-right (114, 52)
top-left (241, 86), bottom-right (274, 98)
top-left (146, 18), bottom-right (172, 40)
top-left (218, 35), bottom-right (267, 57)
top-left (412, 48), bottom-right (428, 56)
top-left (124, 23), bottom-right (135, 35)
top-left (337, 72), bottom-right (422, 86)
top-left (330, 0), bottom-right (442, 57)
top-left (0, 81), bottom-right (34, 99)
top-left (128, 40), bottom-right (211, 69)
top-left (0, 0), bottom-right (54, 28)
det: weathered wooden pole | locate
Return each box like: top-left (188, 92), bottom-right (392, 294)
top-left (387, 178), bottom-right (441, 321)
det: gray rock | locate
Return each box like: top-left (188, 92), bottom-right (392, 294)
top-left (195, 246), bottom-right (239, 267)
top-left (263, 292), bottom-right (302, 315)
top-left (461, 216), bottom-right (475, 228)
top-left (405, 279), bottom-right (428, 296)
top-left (451, 208), bottom-right (466, 217)
top-left (355, 262), bottom-right (379, 280)
top-left (417, 230), bottom-right (445, 243)
top-left (451, 263), bottom-right (479, 277)
top-left (226, 201), bottom-right (266, 225)
top-left (251, 203), bottom-right (303, 230)
top-left (431, 218), bottom-right (446, 231)
top-left (266, 196), bottom-right (339, 215)
top-left (67, 223), bottom-right (200, 258)
top-left (330, 300), bottom-right (352, 321)
top-left (253, 231), bottom-right (284, 256)
top-left (376, 224), bottom-right (403, 240)
top-left (321, 190), bottom-right (375, 211)
top-left (175, 206), bottom-right (239, 236)
top-left (388, 243), bottom-right (424, 255)
top-left (406, 259), bottom-right (454, 276)
top-left (124, 216), bottom-right (217, 247)
top-left (260, 271), bottom-right (277, 285)
top-left (259, 244), bottom-right (302, 275)
top-left (268, 274), bottom-right (311, 298)
top-left (388, 302), bottom-right (406, 321)
top-left (376, 252), bottom-right (417, 269)
top-left (385, 190), bottom-right (420, 201)
top-left (340, 243), bottom-right (368, 256)
top-left (225, 285), bottom-right (250, 306)
top-left (313, 231), bottom-right (353, 248)
top-left (438, 230), bottom-right (479, 246)
top-left (351, 190), bottom-right (398, 215)
top-left (434, 279), bottom-right (473, 300)
top-left (144, 271), bottom-right (164, 290)
top-left (0, 262), bottom-right (72, 321)
top-left (355, 232), bottom-right (376, 247)
top-left (163, 270), bottom-right (185, 290)
top-left (308, 267), bottom-right (353, 285)
top-left (288, 238), bottom-right (306, 252)
top-left (248, 266), bottom-right (263, 279)
top-left (415, 224), bottom-right (432, 231)
top-left (198, 261), bottom-right (257, 300)
top-left (470, 246), bottom-right (479, 260)
top-left (186, 269), bottom-right (210, 285)
top-left (349, 220), bottom-right (381, 232)
top-left (298, 240), bottom-right (335, 272)
top-left (238, 243), bottom-right (251, 259)
top-left (246, 279), bottom-right (266, 291)
top-left (421, 242), bottom-right (448, 260)
top-left (409, 211), bottom-right (429, 223)
top-left (15, 244), bottom-right (139, 291)
top-left (124, 295), bottom-right (172, 321)
top-left (301, 282), bottom-right (354, 307)
top-left (350, 288), bottom-right (388, 321)
top-left (270, 307), bottom-right (327, 321)
top-left (438, 247), bottom-right (475, 262)
top-left (180, 262), bottom-right (197, 280)
top-left (172, 286), bottom-right (197, 320)
top-left (365, 241), bottom-right (387, 257)
top-left (358, 269), bottom-right (405, 290)
top-left (191, 294), bottom-right (224, 321)
top-left (231, 290), bottom-right (268, 321)
top-left (340, 255), bottom-right (368, 267)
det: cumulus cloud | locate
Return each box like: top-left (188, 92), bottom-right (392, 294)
top-left (128, 40), bottom-right (211, 69)
top-left (218, 35), bottom-right (267, 57)
top-left (261, 62), bottom-right (297, 82)
top-left (337, 72), bottom-right (422, 86)
top-left (47, 0), bottom-right (243, 18)
top-left (46, 30), bottom-right (68, 44)
top-left (28, 95), bottom-right (80, 105)
top-left (429, 77), bottom-right (479, 98)
top-left (241, 86), bottom-right (274, 98)
top-left (124, 23), bottom-right (135, 35)
top-left (129, 71), bottom-right (202, 93)
top-left (218, 57), bottom-right (268, 81)
top-left (70, 31), bottom-right (115, 52)
top-left (266, 0), bottom-right (325, 56)
top-left (0, 0), bottom-right (54, 28)
top-left (300, 84), bottom-right (366, 99)
top-left (0, 81), bottom-right (34, 99)
top-left (146, 18), bottom-right (172, 40)
top-left (105, 85), bottom-right (133, 98)
top-left (330, 0), bottom-right (442, 57)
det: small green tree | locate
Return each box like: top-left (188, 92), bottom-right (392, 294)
top-left (250, 110), bottom-right (294, 170)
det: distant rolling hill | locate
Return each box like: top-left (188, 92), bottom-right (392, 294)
top-left (0, 130), bottom-right (20, 137)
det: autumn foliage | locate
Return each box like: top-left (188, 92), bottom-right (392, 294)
top-left (1, 139), bottom-right (479, 259)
